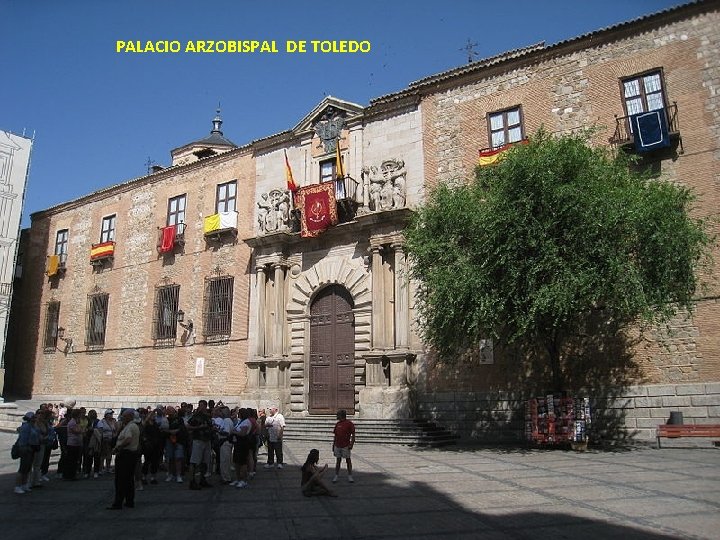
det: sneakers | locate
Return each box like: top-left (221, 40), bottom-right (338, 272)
top-left (23, 485), bottom-right (32, 492)
top-left (14, 486), bottom-right (26, 494)
top-left (229, 480), bottom-right (238, 486)
top-left (165, 475), bottom-right (174, 482)
top-left (136, 484), bottom-right (144, 491)
top-left (264, 464), bottom-right (273, 469)
top-left (235, 480), bottom-right (248, 488)
top-left (276, 464), bottom-right (283, 469)
top-left (248, 471), bottom-right (256, 479)
top-left (332, 475), bottom-right (338, 483)
top-left (348, 475), bottom-right (354, 483)
top-left (176, 476), bottom-right (184, 483)
top-left (40, 475), bottom-right (50, 482)
top-left (94, 473), bottom-right (99, 479)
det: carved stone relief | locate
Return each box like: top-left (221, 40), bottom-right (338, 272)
top-left (258, 189), bottom-right (292, 234)
top-left (313, 106), bottom-right (345, 153)
top-left (362, 158), bottom-right (407, 212)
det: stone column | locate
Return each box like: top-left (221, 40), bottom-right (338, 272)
top-left (255, 265), bottom-right (267, 357)
top-left (273, 263), bottom-right (285, 357)
top-left (371, 245), bottom-right (385, 349)
top-left (392, 243), bottom-right (409, 349)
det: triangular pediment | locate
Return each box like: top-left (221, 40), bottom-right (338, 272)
top-left (292, 96), bottom-right (364, 134)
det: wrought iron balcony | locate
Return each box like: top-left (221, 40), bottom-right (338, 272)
top-left (609, 102), bottom-right (682, 151)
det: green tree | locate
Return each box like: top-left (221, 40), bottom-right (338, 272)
top-left (406, 131), bottom-right (712, 391)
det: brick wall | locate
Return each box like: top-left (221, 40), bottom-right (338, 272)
top-left (420, 10), bottom-right (720, 393)
top-left (11, 149), bottom-right (255, 401)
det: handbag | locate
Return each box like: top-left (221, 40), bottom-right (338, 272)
top-left (11, 442), bottom-right (20, 460)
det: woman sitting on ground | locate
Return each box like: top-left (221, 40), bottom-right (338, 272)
top-left (300, 449), bottom-right (336, 497)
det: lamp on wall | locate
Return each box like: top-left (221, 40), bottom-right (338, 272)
top-left (175, 221), bottom-right (186, 236)
top-left (56, 327), bottom-right (73, 353)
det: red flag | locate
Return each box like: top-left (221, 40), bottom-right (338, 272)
top-left (295, 183), bottom-right (338, 238)
top-left (284, 150), bottom-right (297, 192)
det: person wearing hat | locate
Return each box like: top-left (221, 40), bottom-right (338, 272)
top-left (108, 409), bottom-right (140, 509)
top-left (14, 412), bottom-right (40, 494)
top-left (98, 409), bottom-right (118, 474)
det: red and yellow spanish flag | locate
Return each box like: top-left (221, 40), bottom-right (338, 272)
top-left (90, 241), bottom-right (115, 261)
top-left (284, 149), bottom-right (297, 192)
top-left (335, 141), bottom-right (345, 180)
top-left (478, 139), bottom-right (529, 166)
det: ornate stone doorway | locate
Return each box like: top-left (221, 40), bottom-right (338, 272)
top-left (309, 285), bottom-right (355, 414)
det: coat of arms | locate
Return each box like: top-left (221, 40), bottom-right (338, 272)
top-left (313, 106), bottom-right (345, 153)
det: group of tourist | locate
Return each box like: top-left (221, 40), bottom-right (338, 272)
top-left (12, 399), bottom-right (356, 503)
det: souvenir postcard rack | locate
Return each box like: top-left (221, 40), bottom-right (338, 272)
top-left (525, 395), bottom-right (591, 447)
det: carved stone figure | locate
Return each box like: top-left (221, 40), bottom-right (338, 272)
top-left (257, 193), bottom-right (271, 233)
top-left (361, 158), bottom-right (407, 212)
top-left (258, 189), bottom-right (293, 234)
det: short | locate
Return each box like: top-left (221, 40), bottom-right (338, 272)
top-left (189, 439), bottom-right (212, 465)
top-left (165, 440), bottom-right (184, 460)
top-left (333, 446), bottom-right (352, 459)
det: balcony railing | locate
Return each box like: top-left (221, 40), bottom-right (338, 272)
top-left (609, 102), bottom-right (681, 149)
top-left (157, 223), bottom-right (186, 254)
top-left (203, 211), bottom-right (238, 241)
top-left (90, 241), bottom-right (115, 265)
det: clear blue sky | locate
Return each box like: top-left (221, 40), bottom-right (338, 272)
top-left (1, 0), bottom-right (682, 226)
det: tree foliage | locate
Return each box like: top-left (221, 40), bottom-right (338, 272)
top-left (406, 131), bottom-right (712, 389)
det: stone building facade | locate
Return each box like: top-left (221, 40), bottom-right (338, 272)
top-left (391, 1), bottom-right (720, 440)
top-left (0, 130), bottom-right (32, 399)
top-left (5, 2), bottom-right (720, 442)
top-left (6, 118), bottom-right (256, 404)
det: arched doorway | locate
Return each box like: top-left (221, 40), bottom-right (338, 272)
top-left (309, 285), bottom-right (355, 414)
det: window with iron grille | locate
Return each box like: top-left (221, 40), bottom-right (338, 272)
top-left (216, 181), bottom-right (237, 213)
top-left (152, 284), bottom-right (180, 340)
top-left (100, 215), bottom-right (116, 243)
top-left (55, 229), bottom-right (68, 257)
top-left (44, 301), bottom-right (60, 350)
top-left (167, 194), bottom-right (187, 227)
top-left (488, 106), bottom-right (524, 149)
top-left (621, 69), bottom-right (667, 117)
top-left (203, 275), bottom-right (233, 338)
top-left (85, 293), bottom-right (109, 346)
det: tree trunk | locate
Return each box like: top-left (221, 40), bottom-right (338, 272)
top-left (547, 336), bottom-right (563, 392)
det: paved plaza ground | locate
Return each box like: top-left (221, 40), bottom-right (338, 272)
top-left (0, 430), bottom-right (719, 539)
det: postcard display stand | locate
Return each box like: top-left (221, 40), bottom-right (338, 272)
top-left (525, 395), bottom-right (591, 446)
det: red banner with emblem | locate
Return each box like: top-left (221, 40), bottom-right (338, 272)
top-left (295, 183), bottom-right (338, 238)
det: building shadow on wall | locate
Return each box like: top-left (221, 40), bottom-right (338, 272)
top-left (419, 311), bottom-right (644, 447)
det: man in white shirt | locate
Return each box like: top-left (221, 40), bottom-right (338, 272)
top-left (263, 407), bottom-right (285, 469)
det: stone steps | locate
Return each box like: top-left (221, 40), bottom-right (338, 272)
top-left (283, 416), bottom-right (458, 447)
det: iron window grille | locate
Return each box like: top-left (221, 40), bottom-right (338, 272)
top-left (203, 275), bottom-right (234, 338)
top-left (100, 215), bottom-right (116, 243)
top-left (216, 181), bottom-right (237, 213)
top-left (44, 301), bottom-right (60, 351)
top-left (85, 292), bottom-right (109, 346)
top-left (152, 284), bottom-right (180, 341)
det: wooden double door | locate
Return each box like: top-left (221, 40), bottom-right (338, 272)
top-left (309, 285), bottom-right (355, 414)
